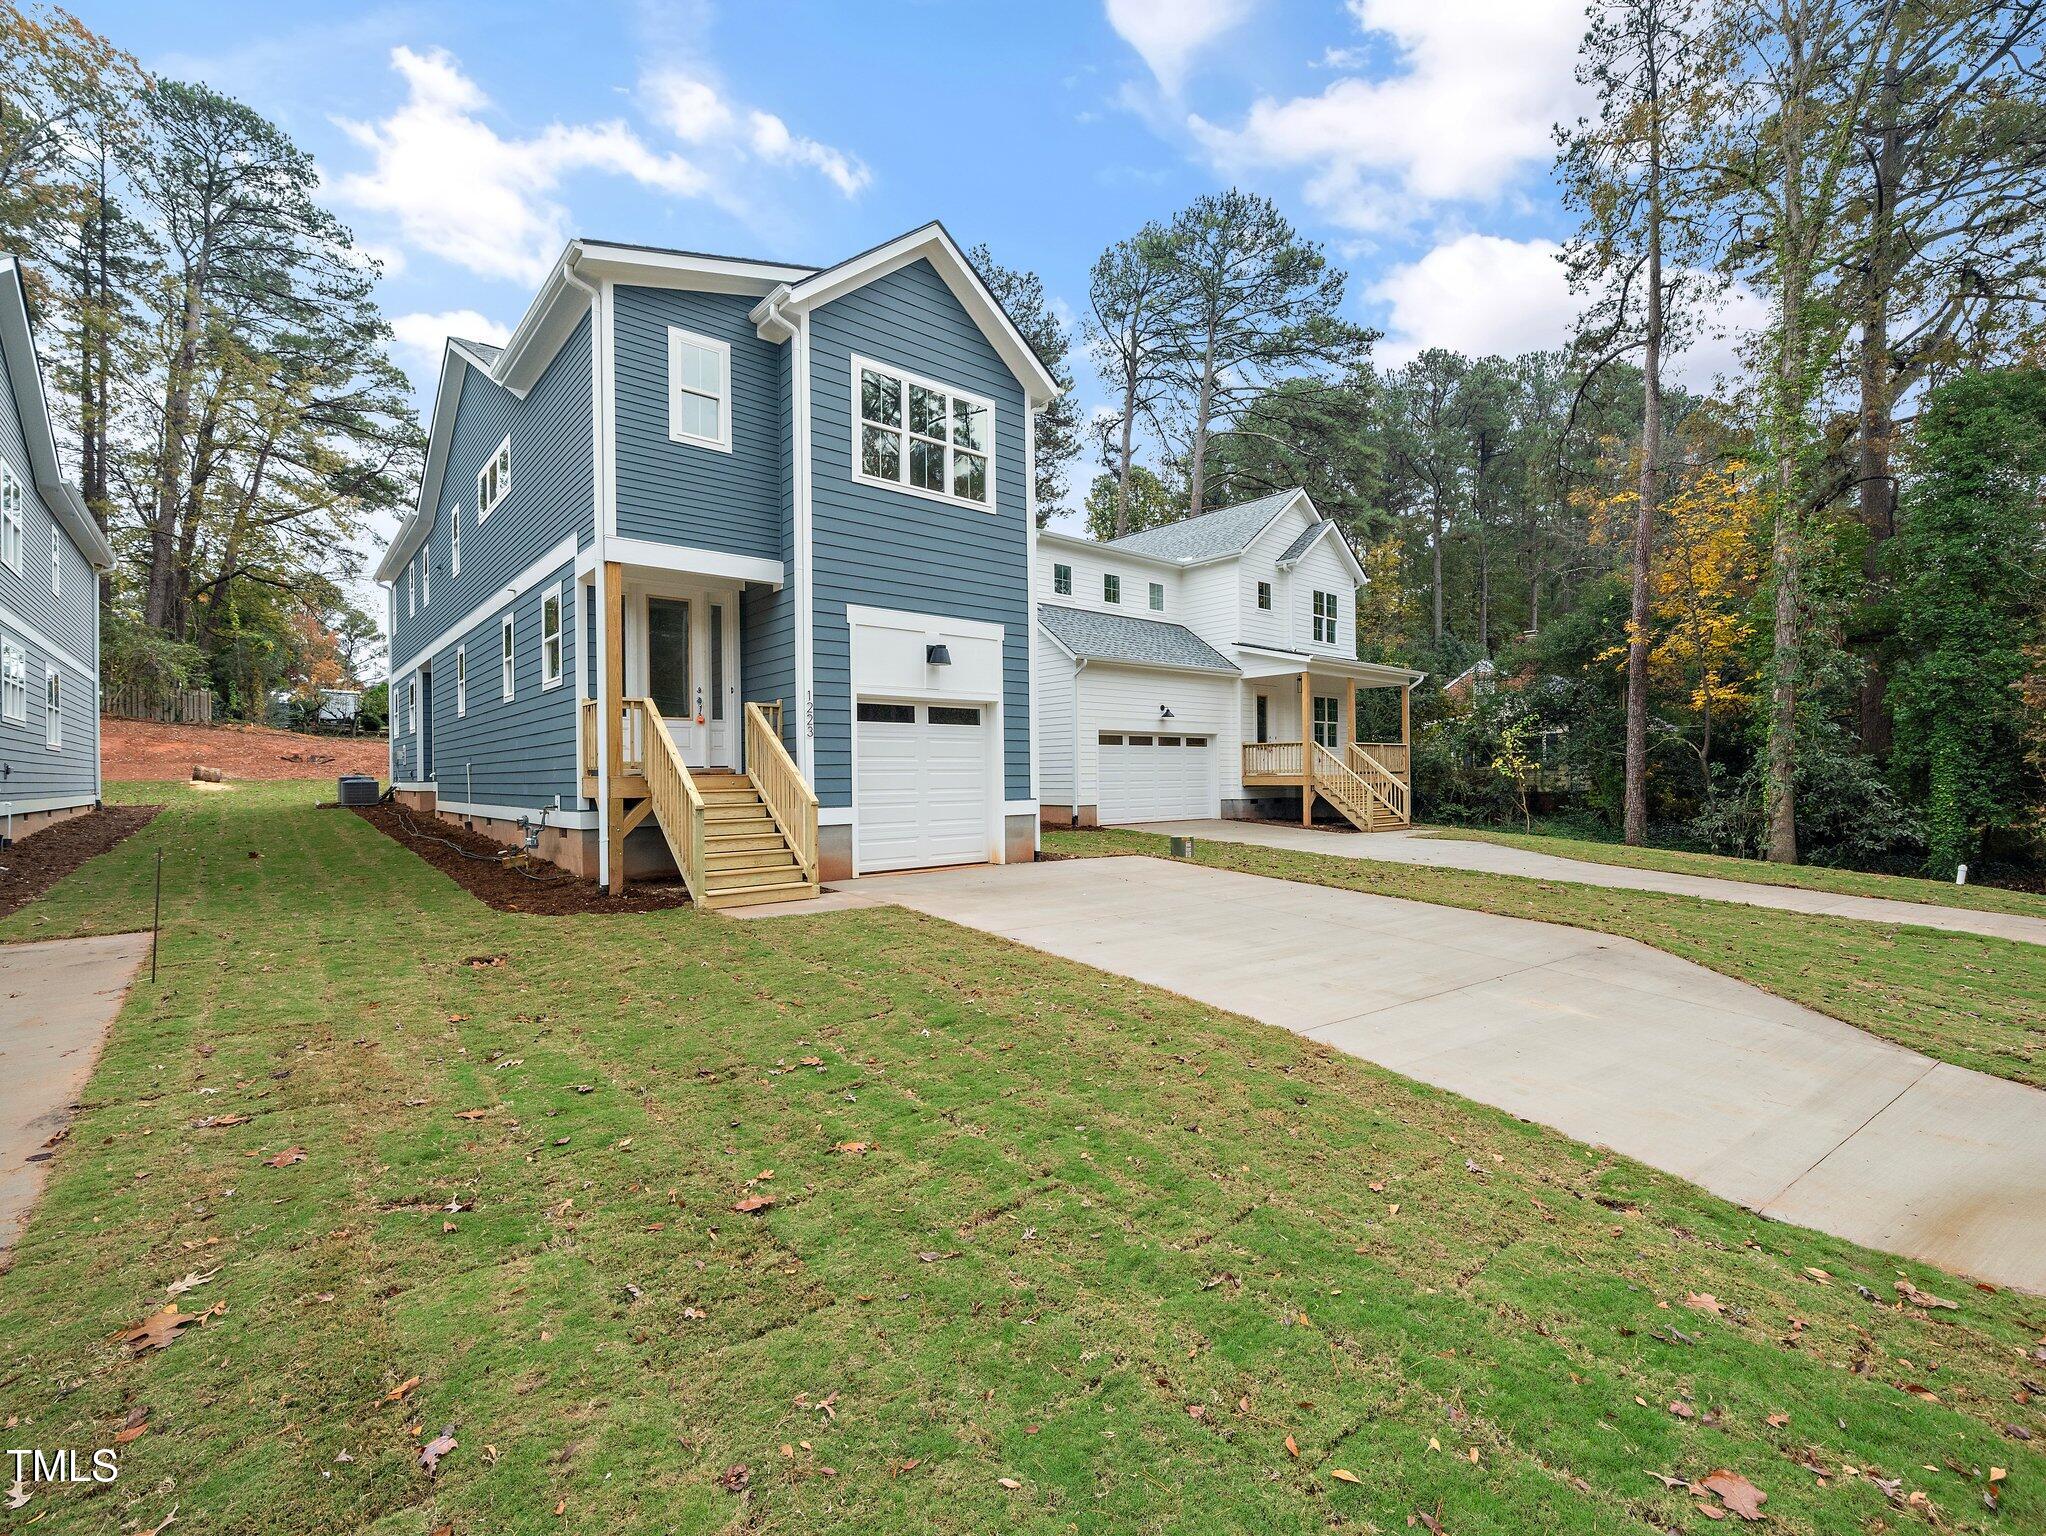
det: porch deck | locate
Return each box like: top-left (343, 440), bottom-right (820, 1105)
top-left (1238, 667), bottom-right (1413, 832)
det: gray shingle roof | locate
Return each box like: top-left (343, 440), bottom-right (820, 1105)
top-left (1104, 489), bottom-right (1300, 562)
top-left (1276, 522), bottom-right (1325, 563)
top-left (451, 337), bottom-right (503, 365)
top-left (1038, 604), bottom-right (1238, 673)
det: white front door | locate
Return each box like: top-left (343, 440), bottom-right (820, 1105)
top-left (643, 592), bottom-right (739, 769)
top-left (855, 699), bottom-right (992, 872)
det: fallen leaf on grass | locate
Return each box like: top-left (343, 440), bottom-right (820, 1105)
top-left (264, 1147), bottom-right (306, 1167)
top-left (1329, 1468), bottom-right (1361, 1484)
top-left (1284, 1435), bottom-right (1300, 1458)
top-left (113, 1406), bottom-right (151, 1444)
top-left (1765, 1413), bottom-right (1790, 1428)
top-left (1683, 1293), bottom-right (1724, 1315)
top-left (1900, 1383), bottom-right (1941, 1403)
top-left (164, 1268), bottom-right (218, 1297)
top-left (834, 1141), bottom-right (871, 1155)
top-left (1699, 1469), bottom-right (1767, 1520)
top-left (453, 1108), bottom-right (492, 1121)
top-left (732, 1194), bottom-right (775, 1214)
top-left (1669, 1401), bottom-right (1696, 1420)
top-left (382, 1376), bottom-right (422, 1405)
top-left (4, 1479), bottom-right (27, 1510)
top-left (997, 1477), bottom-right (1022, 1490)
top-left (190, 1114), bottom-right (250, 1129)
top-left (917, 1250), bottom-right (959, 1263)
top-left (114, 1306), bottom-right (207, 1354)
top-left (1410, 1510), bottom-right (1447, 1535)
top-left (1894, 1279), bottom-right (1958, 1310)
top-left (418, 1427), bottom-right (457, 1475)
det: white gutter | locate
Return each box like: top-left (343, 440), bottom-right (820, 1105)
top-left (559, 244), bottom-right (611, 888)
top-left (749, 284), bottom-right (815, 782)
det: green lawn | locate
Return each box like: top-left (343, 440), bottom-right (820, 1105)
top-left (1, 782), bottom-right (2039, 1535)
top-left (1423, 825), bottom-right (2046, 921)
top-left (1047, 827), bottom-right (2046, 1089)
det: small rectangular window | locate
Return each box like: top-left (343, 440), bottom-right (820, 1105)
top-left (477, 436), bottom-right (510, 520)
top-left (1157, 735), bottom-right (1180, 747)
top-left (0, 465), bottom-right (21, 574)
top-left (406, 565), bottom-right (414, 617)
top-left (45, 667), bottom-right (60, 750)
top-left (540, 585), bottom-right (563, 689)
top-left (1103, 573), bottom-right (1121, 604)
top-left (1126, 734), bottom-right (1154, 746)
top-left (1182, 736), bottom-right (1208, 747)
top-left (455, 646), bottom-right (467, 717)
top-left (1053, 563), bottom-right (1072, 596)
top-left (51, 530), bottom-right (60, 597)
top-left (0, 638), bottom-right (25, 723)
top-left (669, 327), bottom-right (732, 451)
top-left (500, 612), bottom-right (515, 700)
top-left (928, 705), bottom-right (981, 726)
top-left (450, 502), bottom-right (461, 578)
top-left (420, 550), bottom-right (430, 608)
top-left (1148, 581), bottom-right (1164, 611)
top-left (1257, 580), bottom-right (1272, 611)
top-left (1097, 732), bottom-right (1124, 745)
top-left (857, 701), bottom-right (915, 724)
top-left (1255, 693), bottom-right (1269, 744)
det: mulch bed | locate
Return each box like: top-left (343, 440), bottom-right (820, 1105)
top-left (349, 800), bottom-right (694, 916)
top-left (0, 804), bottom-right (162, 922)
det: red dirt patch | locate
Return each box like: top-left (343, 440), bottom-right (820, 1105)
top-left (0, 804), bottom-right (161, 921)
top-left (102, 717), bottom-right (387, 782)
top-left (349, 800), bottom-right (694, 916)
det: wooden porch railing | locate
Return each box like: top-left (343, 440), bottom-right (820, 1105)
top-left (1310, 742), bottom-right (1384, 831)
top-left (1356, 741), bottom-right (1409, 778)
top-left (745, 701), bottom-right (817, 886)
top-left (580, 698), bottom-right (597, 778)
top-left (1345, 742), bottom-right (1411, 824)
top-left (625, 698), bottom-right (705, 904)
top-left (1241, 741), bottom-right (1304, 780)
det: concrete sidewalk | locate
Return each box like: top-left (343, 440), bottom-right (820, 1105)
top-left (0, 932), bottom-right (150, 1249)
top-left (1130, 819), bottom-right (2046, 946)
top-left (859, 856), bottom-right (2046, 1293)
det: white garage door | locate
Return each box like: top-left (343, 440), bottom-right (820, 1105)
top-left (856, 701), bottom-right (993, 873)
top-left (1097, 732), bottom-right (1216, 824)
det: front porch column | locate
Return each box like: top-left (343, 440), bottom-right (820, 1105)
top-left (1298, 668), bottom-right (1313, 826)
top-left (1401, 682), bottom-right (1411, 751)
top-left (603, 559), bottom-right (625, 896)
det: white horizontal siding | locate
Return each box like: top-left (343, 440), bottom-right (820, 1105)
top-left (1039, 542), bottom-right (1179, 618)
top-left (1073, 664), bottom-right (1238, 808)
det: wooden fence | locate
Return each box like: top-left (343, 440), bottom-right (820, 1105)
top-left (105, 686), bottom-right (214, 725)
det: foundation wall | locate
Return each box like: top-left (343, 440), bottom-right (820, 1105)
top-left (0, 800), bottom-right (97, 845)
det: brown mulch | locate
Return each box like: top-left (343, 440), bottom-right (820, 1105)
top-left (102, 717), bottom-right (388, 782)
top-left (0, 804), bottom-right (162, 922)
top-left (349, 800), bottom-right (694, 916)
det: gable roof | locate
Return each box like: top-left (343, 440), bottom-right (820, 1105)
top-left (1038, 603), bottom-right (1237, 674)
top-left (450, 337), bottom-right (502, 368)
top-left (756, 222), bottom-right (1063, 405)
top-left (0, 257), bottom-right (113, 570)
top-left (1105, 489), bottom-right (1302, 563)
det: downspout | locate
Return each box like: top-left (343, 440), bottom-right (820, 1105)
top-left (560, 244), bottom-right (610, 886)
top-left (749, 285), bottom-right (814, 782)
top-left (1071, 657), bottom-right (1087, 827)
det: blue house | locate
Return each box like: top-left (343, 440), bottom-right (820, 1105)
top-left (376, 224), bottom-right (1061, 906)
top-left (0, 256), bottom-right (114, 846)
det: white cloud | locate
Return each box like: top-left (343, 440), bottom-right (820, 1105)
top-left (1104, 0), bottom-right (1258, 93)
top-left (334, 47), bottom-right (868, 288)
top-left (389, 308), bottom-right (512, 381)
top-left (1191, 0), bottom-right (1592, 229)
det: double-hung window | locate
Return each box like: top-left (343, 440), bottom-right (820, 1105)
top-left (669, 328), bottom-right (732, 451)
top-left (1148, 581), bottom-right (1164, 612)
top-left (420, 550), bottom-right (430, 608)
top-left (449, 503), bottom-right (461, 578)
top-left (500, 612), bottom-right (515, 700)
top-left (1053, 563), bottom-right (1072, 596)
top-left (1256, 580), bottom-right (1272, 611)
top-left (0, 464), bottom-right (21, 574)
top-left (455, 646), bottom-right (467, 717)
top-left (406, 565), bottom-right (415, 617)
top-left (1312, 695), bottom-right (1341, 750)
top-left (477, 436), bottom-right (510, 521)
top-left (50, 529), bottom-right (59, 597)
top-left (1312, 589), bottom-right (1338, 645)
top-left (0, 638), bottom-right (25, 723)
top-left (44, 667), bottom-right (60, 750)
top-left (1103, 572), bottom-right (1121, 604)
top-left (855, 357), bottom-right (994, 510)
top-left (540, 585), bottom-right (563, 689)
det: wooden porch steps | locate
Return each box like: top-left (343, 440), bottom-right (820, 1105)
top-left (691, 775), bottom-right (816, 909)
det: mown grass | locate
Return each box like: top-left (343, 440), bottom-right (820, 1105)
top-left (0, 781), bottom-right (2040, 1535)
top-left (1047, 826), bottom-right (2046, 1089)
top-left (1423, 825), bottom-right (2046, 921)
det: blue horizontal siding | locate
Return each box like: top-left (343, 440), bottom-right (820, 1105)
top-left (807, 257), bottom-right (1032, 806)
top-left (612, 285), bottom-right (783, 561)
top-left (0, 629), bottom-right (97, 806)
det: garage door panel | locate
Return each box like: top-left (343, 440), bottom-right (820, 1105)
top-left (1098, 732), bottom-right (1216, 824)
top-left (856, 701), bottom-right (992, 873)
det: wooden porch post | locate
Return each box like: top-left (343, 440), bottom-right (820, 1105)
top-left (1299, 668), bottom-right (1313, 826)
top-left (1400, 682), bottom-right (1411, 751)
top-left (604, 560), bottom-right (626, 896)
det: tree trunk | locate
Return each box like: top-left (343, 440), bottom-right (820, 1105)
top-left (1430, 494), bottom-right (1445, 642)
top-left (1765, 253), bottom-right (1804, 866)
top-left (146, 256), bottom-right (209, 631)
top-left (1853, 64), bottom-right (1903, 756)
top-left (1624, 49), bottom-right (1666, 849)
top-left (1187, 340), bottom-right (1217, 515)
top-left (1114, 368), bottom-right (1138, 539)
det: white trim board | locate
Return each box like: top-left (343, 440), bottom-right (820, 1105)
top-left (436, 798), bottom-right (599, 830)
top-left (0, 600), bottom-right (95, 681)
top-left (0, 792), bottom-right (98, 817)
top-left (394, 535), bottom-right (577, 683)
top-left (576, 536), bottom-right (783, 588)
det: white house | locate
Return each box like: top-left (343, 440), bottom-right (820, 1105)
top-left (1035, 488), bottom-right (1421, 831)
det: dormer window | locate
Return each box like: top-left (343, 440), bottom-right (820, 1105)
top-left (855, 356), bottom-right (994, 511)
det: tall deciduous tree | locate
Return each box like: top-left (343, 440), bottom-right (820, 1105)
top-left (1083, 228), bottom-right (1177, 538)
top-left (967, 241), bottom-right (1081, 519)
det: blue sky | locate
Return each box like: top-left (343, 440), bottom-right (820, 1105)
top-left (77, 0), bottom-right (1750, 566)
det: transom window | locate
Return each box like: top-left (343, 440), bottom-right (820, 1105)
top-left (0, 464), bottom-right (21, 574)
top-left (668, 327), bottom-right (731, 451)
top-left (500, 612), bottom-right (515, 700)
top-left (1103, 573), bottom-right (1121, 604)
top-left (477, 436), bottom-right (510, 520)
top-left (0, 638), bottom-right (24, 722)
top-left (1148, 581), bottom-right (1164, 612)
top-left (1257, 580), bottom-right (1272, 611)
top-left (1312, 589), bottom-right (1338, 644)
top-left (1313, 695), bottom-right (1341, 749)
top-left (855, 356), bottom-right (994, 510)
top-left (1053, 562), bottom-right (1072, 596)
top-left (540, 585), bottom-right (564, 689)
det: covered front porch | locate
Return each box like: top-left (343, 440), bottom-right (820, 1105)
top-left (1236, 654), bottom-right (1420, 832)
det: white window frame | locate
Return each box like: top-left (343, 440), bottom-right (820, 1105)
top-left (455, 645), bottom-right (467, 717)
top-left (1148, 581), bottom-right (1164, 612)
top-left (449, 501), bottom-right (461, 578)
top-left (0, 637), bottom-right (25, 723)
top-left (1257, 580), bottom-right (1272, 611)
top-left (420, 550), bottom-right (430, 608)
top-left (1312, 694), bottom-right (1341, 750)
top-left (51, 527), bottom-right (60, 598)
top-left (1052, 562), bottom-right (1072, 596)
top-left (406, 564), bottom-right (415, 617)
top-left (849, 353), bottom-right (996, 513)
top-left (1312, 589), bottom-right (1337, 645)
top-left (44, 666), bottom-right (60, 751)
top-left (500, 611), bottom-right (515, 700)
top-left (540, 583), bottom-right (564, 690)
top-left (667, 326), bottom-right (733, 453)
top-left (1103, 572), bottom-right (1121, 604)
top-left (0, 464), bottom-right (21, 574)
top-left (476, 435), bottom-right (510, 522)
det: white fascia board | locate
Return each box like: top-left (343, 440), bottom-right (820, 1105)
top-left (778, 223), bottom-right (1063, 405)
top-left (573, 242), bottom-right (814, 292)
top-left (376, 345), bottom-right (472, 582)
top-left (576, 536), bottom-right (784, 589)
top-left (434, 797), bottom-right (598, 829)
top-left (1036, 528), bottom-right (1187, 571)
top-left (1, 792), bottom-right (101, 815)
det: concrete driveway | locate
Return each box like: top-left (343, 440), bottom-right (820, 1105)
top-left (863, 856), bottom-right (2046, 1292)
top-left (0, 932), bottom-right (150, 1250)
top-left (1131, 820), bottom-right (2046, 946)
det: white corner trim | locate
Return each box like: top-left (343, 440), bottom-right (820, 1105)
top-left (793, 311), bottom-right (816, 782)
top-left (817, 806), bottom-right (853, 826)
top-left (1003, 799), bottom-right (1039, 817)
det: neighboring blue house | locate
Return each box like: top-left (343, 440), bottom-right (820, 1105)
top-left (375, 224), bottom-right (1060, 905)
top-left (0, 256), bottom-right (114, 846)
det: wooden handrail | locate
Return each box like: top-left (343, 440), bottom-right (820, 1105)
top-left (1344, 742), bottom-right (1410, 823)
top-left (1355, 740), bottom-right (1410, 778)
top-left (625, 698), bottom-right (705, 903)
top-left (1311, 741), bottom-right (1384, 831)
top-left (580, 698), bottom-right (598, 777)
top-left (746, 701), bottom-right (818, 884)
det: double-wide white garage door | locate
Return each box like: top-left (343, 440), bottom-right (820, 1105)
top-left (855, 700), bottom-right (993, 872)
top-left (1097, 731), bottom-right (1216, 823)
